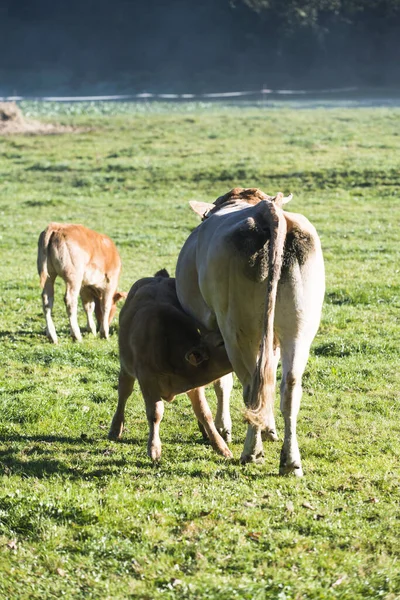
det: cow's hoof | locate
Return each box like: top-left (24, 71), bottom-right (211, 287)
top-left (220, 446), bottom-right (234, 459)
top-left (279, 448), bottom-right (303, 476)
top-left (46, 330), bottom-right (58, 344)
top-left (279, 462), bottom-right (303, 477)
top-left (240, 450), bottom-right (264, 465)
top-left (279, 465), bottom-right (303, 477)
top-left (108, 429), bottom-right (122, 441)
top-left (261, 428), bottom-right (278, 442)
top-left (148, 445), bottom-right (162, 462)
top-left (217, 428), bottom-right (232, 444)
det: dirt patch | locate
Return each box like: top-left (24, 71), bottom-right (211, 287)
top-left (0, 102), bottom-right (83, 135)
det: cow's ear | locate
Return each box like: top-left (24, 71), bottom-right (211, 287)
top-left (189, 200), bottom-right (214, 219)
top-left (185, 347), bottom-right (209, 366)
top-left (272, 192), bottom-right (293, 207)
top-left (113, 291), bottom-right (127, 303)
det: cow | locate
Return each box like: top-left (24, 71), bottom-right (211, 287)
top-left (175, 188), bottom-right (325, 476)
top-left (37, 222), bottom-right (126, 343)
top-left (108, 269), bottom-right (234, 461)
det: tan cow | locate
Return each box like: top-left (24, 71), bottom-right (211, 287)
top-left (176, 188), bottom-right (325, 476)
top-left (37, 222), bottom-right (126, 343)
top-left (108, 269), bottom-right (234, 461)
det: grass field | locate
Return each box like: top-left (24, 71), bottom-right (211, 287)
top-left (0, 101), bottom-right (399, 599)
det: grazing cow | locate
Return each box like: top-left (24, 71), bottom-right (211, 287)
top-left (108, 269), bottom-right (234, 460)
top-left (37, 222), bottom-right (126, 343)
top-left (175, 188), bottom-right (325, 476)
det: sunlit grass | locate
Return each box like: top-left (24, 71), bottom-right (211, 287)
top-left (0, 103), bottom-right (399, 599)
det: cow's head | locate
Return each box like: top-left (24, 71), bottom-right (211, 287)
top-left (189, 189), bottom-right (293, 220)
top-left (94, 291), bottom-right (127, 326)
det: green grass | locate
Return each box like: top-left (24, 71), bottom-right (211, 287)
top-left (0, 101), bottom-right (399, 599)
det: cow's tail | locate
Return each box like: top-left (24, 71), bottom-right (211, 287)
top-left (245, 201), bottom-right (287, 427)
top-left (37, 223), bottom-right (57, 288)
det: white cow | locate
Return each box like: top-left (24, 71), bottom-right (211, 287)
top-left (175, 188), bottom-right (325, 475)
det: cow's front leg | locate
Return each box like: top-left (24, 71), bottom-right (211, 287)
top-left (240, 424), bottom-right (264, 463)
top-left (260, 393), bottom-right (278, 443)
top-left (240, 382), bottom-right (264, 463)
top-left (214, 373), bottom-right (233, 443)
top-left (144, 396), bottom-right (164, 461)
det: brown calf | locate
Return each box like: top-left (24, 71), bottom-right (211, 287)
top-left (108, 270), bottom-right (233, 460)
top-left (37, 222), bottom-right (126, 343)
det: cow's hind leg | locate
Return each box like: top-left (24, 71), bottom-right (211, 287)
top-left (187, 387), bottom-right (233, 459)
top-left (64, 281), bottom-right (82, 341)
top-left (214, 373), bottom-right (233, 443)
top-left (278, 339), bottom-right (312, 477)
top-left (41, 274), bottom-right (58, 343)
top-left (109, 370), bottom-right (135, 440)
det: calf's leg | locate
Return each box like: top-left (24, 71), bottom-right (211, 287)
top-left (41, 274), bottom-right (58, 343)
top-left (109, 370), bottom-right (135, 440)
top-left (99, 288), bottom-right (114, 339)
top-left (64, 282), bottom-right (82, 341)
top-left (187, 387), bottom-right (233, 459)
top-left (214, 373), bottom-right (233, 443)
top-left (143, 393), bottom-right (164, 461)
top-left (80, 289), bottom-right (97, 336)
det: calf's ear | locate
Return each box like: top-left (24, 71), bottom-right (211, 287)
top-left (185, 347), bottom-right (209, 366)
top-left (113, 291), bottom-right (128, 303)
top-left (189, 201), bottom-right (215, 220)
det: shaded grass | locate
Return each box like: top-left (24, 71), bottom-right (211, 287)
top-left (0, 102), bottom-right (399, 598)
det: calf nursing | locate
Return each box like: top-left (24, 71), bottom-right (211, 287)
top-left (37, 222), bottom-right (125, 343)
top-left (108, 270), bottom-right (234, 460)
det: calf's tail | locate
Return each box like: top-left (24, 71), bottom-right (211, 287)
top-left (37, 224), bottom-right (56, 288)
top-left (245, 201), bottom-right (287, 427)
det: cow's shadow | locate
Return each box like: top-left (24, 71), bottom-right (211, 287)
top-left (0, 432), bottom-right (272, 480)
